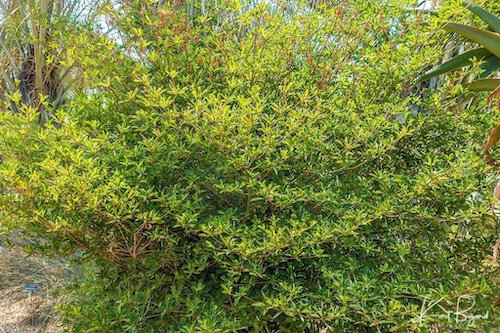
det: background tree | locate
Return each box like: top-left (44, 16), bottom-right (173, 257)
top-left (0, 0), bottom-right (106, 124)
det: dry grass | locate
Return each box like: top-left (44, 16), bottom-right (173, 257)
top-left (0, 245), bottom-right (72, 333)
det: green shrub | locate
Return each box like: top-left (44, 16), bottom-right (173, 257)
top-left (1, 0), bottom-right (498, 332)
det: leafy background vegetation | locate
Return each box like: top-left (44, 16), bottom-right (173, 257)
top-left (0, 0), bottom-right (498, 332)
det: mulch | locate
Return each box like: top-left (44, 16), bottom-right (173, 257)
top-left (0, 245), bottom-right (71, 333)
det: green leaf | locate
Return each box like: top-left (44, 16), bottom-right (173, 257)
top-left (465, 3), bottom-right (500, 33)
top-left (407, 8), bottom-right (438, 17)
top-left (466, 78), bottom-right (500, 91)
top-left (444, 23), bottom-right (500, 58)
top-left (418, 47), bottom-right (492, 82)
top-left (480, 55), bottom-right (500, 78)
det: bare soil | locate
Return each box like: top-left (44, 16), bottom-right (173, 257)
top-left (0, 246), bottom-right (70, 333)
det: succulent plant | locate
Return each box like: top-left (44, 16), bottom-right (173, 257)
top-left (418, 3), bottom-right (499, 92)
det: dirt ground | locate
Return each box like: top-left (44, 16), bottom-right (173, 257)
top-left (0, 245), bottom-right (70, 333)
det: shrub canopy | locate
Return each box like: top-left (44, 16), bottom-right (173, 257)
top-left (0, 0), bottom-right (498, 332)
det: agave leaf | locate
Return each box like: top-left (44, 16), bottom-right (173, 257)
top-left (480, 55), bottom-right (500, 78)
top-left (418, 47), bottom-right (492, 82)
top-left (483, 125), bottom-right (500, 154)
top-left (465, 3), bottom-right (500, 33)
top-left (494, 182), bottom-right (500, 199)
top-left (466, 78), bottom-right (500, 91)
top-left (444, 23), bottom-right (500, 58)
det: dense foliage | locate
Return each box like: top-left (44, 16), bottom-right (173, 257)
top-left (0, 0), bottom-right (498, 332)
